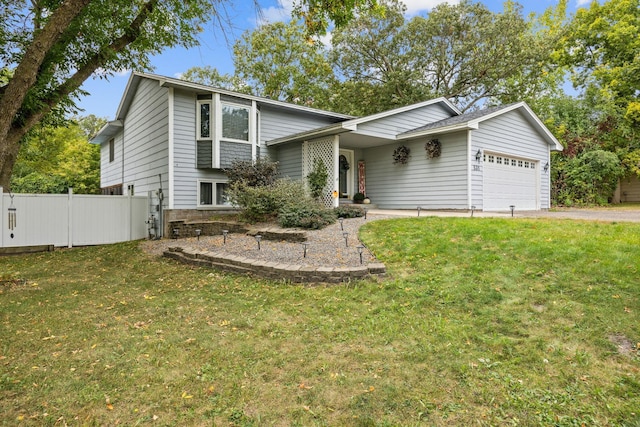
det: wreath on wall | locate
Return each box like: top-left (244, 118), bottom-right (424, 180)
top-left (425, 139), bottom-right (441, 158)
top-left (393, 145), bottom-right (411, 165)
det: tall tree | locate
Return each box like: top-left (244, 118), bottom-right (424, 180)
top-left (11, 118), bottom-right (102, 194)
top-left (0, 0), bottom-right (377, 191)
top-left (405, 0), bottom-right (557, 112)
top-left (180, 66), bottom-right (250, 93)
top-left (329, 0), bottom-right (561, 114)
top-left (330, 0), bottom-right (423, 115)
top-left (556, 0), bottom-right (640, 179)
top-left (233, 21), bottom-right (336, 107)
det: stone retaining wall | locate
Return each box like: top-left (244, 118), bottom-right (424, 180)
top-left (164, 247), bottom-right (386, 284)
top-left (167, 220), bottom-right (307, 243)
top-left (167, 220), bottom-right (248, 239)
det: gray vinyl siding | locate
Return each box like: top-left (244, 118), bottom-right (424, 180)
top-left (100, 131), bottom-right (123, 187)
top-left (260, 106), bottom-right (341, 143)
top-left (122, 78), bottom-right (169, 200)
top-left (357, 103), bottom-right (454, 138)
top-left (172, 89), bottom-right (198, 209)
top-left (171, 89), bottom-right (231, 209)
top-left (275, 142), bottom-right (303, 180)
top-left (471, 110), bottom-right (551, 209)
top-left (363, 132), bottom-right (468, 209)
top-left (220, 141), bottom-right (252, 169)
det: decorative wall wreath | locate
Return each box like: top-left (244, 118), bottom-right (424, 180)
top-left (425, 139), bottom-right (441, 158)
top-left (393, 145), bottom-right (411, 165)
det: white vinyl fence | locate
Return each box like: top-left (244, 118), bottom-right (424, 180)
top-left (1, 187), bottom-right (148, 248)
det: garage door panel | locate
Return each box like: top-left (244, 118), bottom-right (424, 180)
top-left (484, 154), bottom-right (538, 211)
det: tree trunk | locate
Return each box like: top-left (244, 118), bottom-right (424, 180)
top-left (0, 0), bottom-right (157, 192)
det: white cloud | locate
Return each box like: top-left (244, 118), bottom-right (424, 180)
top-left (402, 0), bottom-right (460, 16)
top-left (256, 0), bottom-right (294, 25)
top-left (575, 0), bottom-right (591, 6)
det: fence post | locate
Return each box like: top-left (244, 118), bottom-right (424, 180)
top-left (128, 192), bottom-right (133, 241)
top-left (68, 187), bottom-right (73, 248)
top-left (0, 186), bottom-right (4, 247)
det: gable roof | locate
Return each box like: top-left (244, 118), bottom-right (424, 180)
top-left (266, 97), bottom-right (461, 146)
top-left (399, 102), bottom-right (563, 151)
top-left (117, 72), bottom-right (354, 121)
top-left (92, 72), bottom-right (355, 145)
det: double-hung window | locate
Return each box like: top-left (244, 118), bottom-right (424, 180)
top-left (198, 180), bottom-right (230, 207)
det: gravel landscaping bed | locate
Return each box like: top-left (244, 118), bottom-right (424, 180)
top-left (141, 216), bottom-right (389, 268)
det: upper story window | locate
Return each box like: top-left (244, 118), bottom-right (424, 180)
top-left (197, 100), bottom-right (212, 140)
top-left (196, 94), bottom-right (256, 169)
top-left (222, 103), bottom-right (250, 142)
top-left (109, 138), bottom-right (115, 162)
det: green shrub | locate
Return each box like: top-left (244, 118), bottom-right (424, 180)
top-left (353, 192), bottom-right (365, 203)
top-left (228, 179), bottom-right (308, 223)
top-left (224, 157), bottom-right (279, 187)
top-left (306, 158), bottom-right (329, 200)
top-left (333, 205), bottom-right (365, 218)
top-left (553, 149), bottom-right (624, 205)
top-left (278, 204), bottom-right (337, 229)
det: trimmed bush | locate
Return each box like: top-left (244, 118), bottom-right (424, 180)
top-left (278, 204), bottom-right (337, 229)
top-left (224, 157), bottom-right (279, 187)
top-left (228, 179), bottom-right (307, 223)
top-left (333, 205), bottom-right (365, 218)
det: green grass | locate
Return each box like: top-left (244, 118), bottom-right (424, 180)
top-left (1, 217), bottom-right (639, 426)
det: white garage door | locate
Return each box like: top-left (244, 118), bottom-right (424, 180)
top-left (483, 154), bottom-right (538, 211)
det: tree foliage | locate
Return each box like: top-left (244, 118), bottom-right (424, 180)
top-left (233, 21), bottom-right (336, 107)
top-left (10, 117), bottom-right (102, 194)
top-left (0, 0), bottom-right (377, 191)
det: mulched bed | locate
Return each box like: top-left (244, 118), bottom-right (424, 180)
top-left (141, 216), bottom-right (388, 268)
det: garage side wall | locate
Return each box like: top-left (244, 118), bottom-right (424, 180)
top-left (363, 132), bottom-right (468, 209)
top-left (471, 110), bottom-right (551, 210)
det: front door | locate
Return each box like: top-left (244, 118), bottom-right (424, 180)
top-left (339, 150), bottom-right (354, 199)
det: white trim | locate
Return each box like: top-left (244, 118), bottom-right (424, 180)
top-left (467, 130), bottom-right (473, 209)
top-left (197, 179), bottom-right (231, 208)
top-left (168, 87), bottom-right (175, 209)
top-left (196, 99), bottom-right (213, 141)
top-left (339, 149), bottom-right (355, 199)
top-left (214, 93), bottom-right (221, 168)
top-left (253, 101), bottom-right (259, 160)
top-left (220, 100), bottom-right (252, 144)
top-left (398, 122), bottom-right (478, 140)
top-left (333, 136), bottom-right (340, 208)
top-left (348, 97), bottom-right (461, 126)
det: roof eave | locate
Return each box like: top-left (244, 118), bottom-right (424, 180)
top-left (397, 122), bottom-right (478, 140)
top-left (90, 120), bottom-right (123, 144)
top-left (266, 122), bottom-right (355, 146)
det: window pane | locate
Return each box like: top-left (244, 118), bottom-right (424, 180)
top-left (222, 105), bottom-right (249, 141)
top-left (200, 103), bottom-right (211, 139)
top-left (216, 183), bottom-right (230, 205)
top-left (200, 182), bottom-right (213, 205)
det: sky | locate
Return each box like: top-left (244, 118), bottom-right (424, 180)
top-left (77, 0), bottom-right (591, 120)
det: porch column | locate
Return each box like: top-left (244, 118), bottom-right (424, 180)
top-left (333, 135), bottom-right (340, 208)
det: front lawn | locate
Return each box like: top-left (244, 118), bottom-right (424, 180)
top-left (1, 217), bottom-right (638, 425)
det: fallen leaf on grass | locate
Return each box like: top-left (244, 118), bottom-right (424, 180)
top-left (299, 383), bottom-right (312, 390)
top-left (181, 391), bottom-right (193, 399)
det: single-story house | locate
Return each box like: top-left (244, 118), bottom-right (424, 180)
top-left (92, 72), bottom-right (563, 236)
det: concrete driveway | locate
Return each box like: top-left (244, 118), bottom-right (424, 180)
top-left (367, 207), bottom-right (640, 223)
